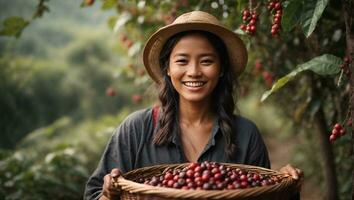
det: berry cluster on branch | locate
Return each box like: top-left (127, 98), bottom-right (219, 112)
top-left (329, 123), bottom-right (347, 142)
top-left (268, 0), bottom-right (282, 36)
top-left (240, 9), bottom-right (258, 35)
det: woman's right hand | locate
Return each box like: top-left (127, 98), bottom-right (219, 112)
top-left (100, 168), bottom-right (122, 200)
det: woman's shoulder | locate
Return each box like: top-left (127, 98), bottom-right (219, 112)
top-left (122, 107), bottom-right (153, 124)
top-left (232, 115), bottom-right (259, 131)
top-left (113, 107), bottom-right (154, 138)
top-left (125, 108), bottom-right (152, 121)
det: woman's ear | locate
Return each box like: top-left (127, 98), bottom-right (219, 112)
top-left (167, 68), bottom-right (170, 76)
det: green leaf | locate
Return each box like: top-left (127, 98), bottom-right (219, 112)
top-left (101, 0), bottom-right (117, 10)
top-left (300, 0), bottom-right (329, 37)
top-left (261, 74), bottom-right (294, 102)
top-left (301, 54), bottom-right (342, 75)
top-left (0, 17), bottom-right (29, 38)
top-left (282, 0), bottom-right (303, 32)
top-left (107, 16), bottom-right (118, 30)
top-left (261, 54), bottom-right (341, 102)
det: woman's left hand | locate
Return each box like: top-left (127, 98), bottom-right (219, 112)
top-left (279, 164), bottom-right (304, 180)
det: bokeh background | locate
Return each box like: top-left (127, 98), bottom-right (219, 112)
top-left (0, 0), bottom-right (352, 200)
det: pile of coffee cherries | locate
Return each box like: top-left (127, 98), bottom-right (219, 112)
top-left (267, 0), bottom-right (283, 36)
top-left (329, 123), bottom-right (347, 142)
top-left (138, 161), bottom-right (282, 190)
top-left (240, 9), bottom-right (258, 35)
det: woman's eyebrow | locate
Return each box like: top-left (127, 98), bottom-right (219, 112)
top-left (199, 53), bottom-right (216, 57)
top-left (173, 53), bottom-right (216, 57)
top-left (173, 53), bottom-right (189, 58)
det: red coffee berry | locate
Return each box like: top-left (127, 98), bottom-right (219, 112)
top-left (344, 57), bottom-right (350, 63)
top-left (334, 123), bottom-right (342, 130)
top-left (202, 173), bottom-right (211, 182)
top-left (186, 169), bottom-right (194, 178)
top-left (106, 87), bottom-right (116, 97)
top-left (240, 181), bottom-right (249, 188)
top-left (339, 129), bottom-right (346, 136)
top-left (227, 184), bottom-right (235, 189)
top-left (164, 172), bottom-right (173, 180)
top-left (331, 129), bottom-right (339, 137)
top-left (268, 2), bottom-right (275, 10)
top-left (85, 0), bottom-right (94, 6)
top-left (274, 2), bottom-right (281, 9)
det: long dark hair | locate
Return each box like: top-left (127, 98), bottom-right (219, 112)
top-left (153, 30), bottom-right (238, 160)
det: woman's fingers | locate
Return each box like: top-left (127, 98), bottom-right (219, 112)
top-left (103, 174), bottom-right (112, 190)
top-left (110, 168), bottom-right (121, 180)
top-left (110, 168), bottom-right (121, 188)
top-left (102, 170), bottom-right (121, 199)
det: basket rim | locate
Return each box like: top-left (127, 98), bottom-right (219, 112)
top-left (115, 163), bottom-right (301, 199)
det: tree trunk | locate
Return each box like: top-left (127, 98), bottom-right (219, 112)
top-left (313, 107), bottom-right (339, 200)
top-left (342, 1), bottom-right (354, 199)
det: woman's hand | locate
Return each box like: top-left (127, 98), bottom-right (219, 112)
top-left (279, 164), bottom-right (303, 180)
top-left (100, 168), bottom-right (122, 200)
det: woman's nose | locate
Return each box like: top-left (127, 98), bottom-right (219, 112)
top-left (186, 61), bottom-right (202, 77)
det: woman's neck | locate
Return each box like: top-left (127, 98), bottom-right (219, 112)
top-left (178, 98), bottom-right (214, 126)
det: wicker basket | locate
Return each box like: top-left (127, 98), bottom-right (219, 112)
top-left (115, 163), bottom-right (301, 200)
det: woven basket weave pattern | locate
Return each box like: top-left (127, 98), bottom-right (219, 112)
top-left (116, 163), bottom-right (300, 200)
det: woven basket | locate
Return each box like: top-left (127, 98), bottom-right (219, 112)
top-left (115, 163), bottom-right (301, 200)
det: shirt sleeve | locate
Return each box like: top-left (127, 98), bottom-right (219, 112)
top-left (83, 111), bottom-right (144, 200)
top-left (245, 123), bottom-right (271, 169)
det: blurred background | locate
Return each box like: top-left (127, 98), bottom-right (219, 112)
top-left (0, 0), bottom-right (352, 200)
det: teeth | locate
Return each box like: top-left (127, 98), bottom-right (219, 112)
top-left (183, 81), bottom-right (205, 87)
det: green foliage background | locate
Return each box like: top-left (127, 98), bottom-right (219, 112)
top-left (0, 0), bottom-right (352, 199)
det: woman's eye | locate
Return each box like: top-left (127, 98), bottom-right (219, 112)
top-left (176, 59), bottom-right (188, 64)
top-left (201, 59), bottom-right (213, 64)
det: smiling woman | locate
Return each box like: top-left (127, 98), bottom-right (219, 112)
top-left (167, 32), bottom-right (221, 104)
top-left (84, 11), bottom-right (303, 200)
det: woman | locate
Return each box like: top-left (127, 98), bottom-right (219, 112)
top-left (84, 11), bottom-right (303, 200)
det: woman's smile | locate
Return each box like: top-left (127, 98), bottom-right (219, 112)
top-left (182, 81), bottom-right (207, 88)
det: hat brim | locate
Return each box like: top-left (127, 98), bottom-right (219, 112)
top-left (143, 22), bottom-right (248, 84)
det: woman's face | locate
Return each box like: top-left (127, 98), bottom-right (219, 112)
top-left (167, 33), bottom-right (221, 104)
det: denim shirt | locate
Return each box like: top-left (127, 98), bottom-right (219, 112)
top-left (84, 107), bottom-right (271, 200)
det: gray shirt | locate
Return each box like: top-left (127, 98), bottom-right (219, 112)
top-left (84, 107), bottom-right (270, 200)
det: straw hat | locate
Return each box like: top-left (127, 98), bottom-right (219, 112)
top-left (143, 11), bottom-right (248, 84)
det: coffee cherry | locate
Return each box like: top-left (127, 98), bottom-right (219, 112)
top-left (85, 0), bottom-right (94, 6)
top-left (262, 71), bottom-right (274, 87)
top-left (240, 8), bottom-right (258, 35)
top-left (202, 173), bottom-right (211, 182)
top-left (106, 87), bottom-right (116, 97)
top-left (329, 122), bottom-right (347, 142)
top-left (164, 172), bottom-right (173, 180)
top-left (131, 94), bottom-right (142, 104)
top-left (268, 0), bottom-right (282, 36)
